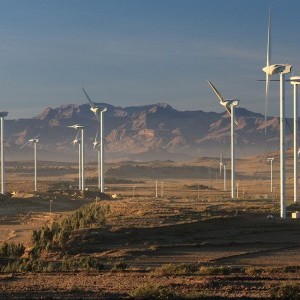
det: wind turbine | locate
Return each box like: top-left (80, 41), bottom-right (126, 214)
top-left (69, 124), bottom-right (85, 191)
top-left (92, 130), bottom-right (102, 190)
top-left (290, 76), bottom-right (300, 203)
top-left (264, 3), bottom-right (272, 133)
top-left (72, 130), bottom-right (82, 190)
top-left (20, 134), bottom-right (40, 192)
top-left (82, 88), bottom-right (107, 193)
top-left (267, 157), bottom-right (274, 193)
top-left (207, 81), bottom-right (240, 199)
top-left (262, 64), bottom-right (292, 219)
top-left (219, 153), bottom-right (223, 176)
top-left (0, 112), bottom-right (8, 194)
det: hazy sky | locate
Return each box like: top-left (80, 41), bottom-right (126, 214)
top-left (0, 0), bottom-right (300, 119)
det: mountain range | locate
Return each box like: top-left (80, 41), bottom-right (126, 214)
top-left (3, 102), bottom-right (292, 162)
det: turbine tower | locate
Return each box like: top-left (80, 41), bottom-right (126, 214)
top-left (262, 64), bottom-right (292, 219)
top-left (72, 131), bottom-right (82, 190)
top-left (290, 76), bottom-right (300, 203)
top-left (82, 88), bottom-right (107, 193)
top-left (20, 134), bottom-right (40, 192)
top-left (0, 112), bottom-right (8, 194)
top-left (267, 157), bottom-right (274, 193)
top-left (219, 153), bottom-right (223, 176)
top-left (207, 81), bottom-right (240, 199)
top-left (69, 124), bottom-right (85, 191)
top-left (93, 130), bottom-right (101, 190)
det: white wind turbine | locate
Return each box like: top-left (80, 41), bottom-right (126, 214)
top-left (262, 64), bottom-right (292, 219)
top-left (219, 153), bottom-right (223, 176)
top-left (219, 154), bottom-right (227, 192)
top-left (92, 129), bottom-right (102, 190)
top-left (267, 157), bottom-right (274, 193)
top-left (290, 76), bottom-right (300, 203)
top-left (82, 88), bottom-right (107, 193)
top-left (0, 112), bottom-right (8, 194)
top-left (219, 153), bottom-right (226, 191)
top-left (207, 81), bottom-right (239, 199)
top-left (208, 80), bottom-right (240, 199)
top-left (69, 124), bottom-right (85, 191)
top-left (72, 130), bottom-right (82, 190)
top-left (20, 134), bottom-right (40, 192)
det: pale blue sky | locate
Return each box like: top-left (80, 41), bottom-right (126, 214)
top-left (0, 0), bottom-right (299, 118)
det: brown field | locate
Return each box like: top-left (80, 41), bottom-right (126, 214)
top-left (0, 154), bottom-right (300, 299)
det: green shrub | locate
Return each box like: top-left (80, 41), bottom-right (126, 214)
top-left (31, 203), bottom-right (110, 252)
top-left (244, 266), bottom-right (263, 276)
top-left (198, 266), bottom-right (231, 275)
top-left (111, 261), bottom-right (128, 271)
top-left (0, 242), bottom-right (25, 258)
top-left (61, 256), bottom-right (104, 271)
top-left (154, 263), bottom-right (198, 276)
top-left (1, 258), bottom-right (55, 273)
top-left (270, 284), bottom-right (300, 299)
top-left (0, 256), bottom-right (104, 273)
top-left (130, 284), bottom-right (174, 299)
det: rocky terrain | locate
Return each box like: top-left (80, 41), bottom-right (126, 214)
top-left (4, 102), bottom-right (293, 162)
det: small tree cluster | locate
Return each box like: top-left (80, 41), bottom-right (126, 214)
top-left (31, 203), bottom-right (110, 253)
top-left (0, 242), bottom-right (25, 258)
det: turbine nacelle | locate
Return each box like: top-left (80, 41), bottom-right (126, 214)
top-left (93, 141), bottom-right (101, 149)
top-left (262, 64), bottom-right (292, 75)
top-left (222, 99), bottom-right (240, 108)
top-left (29, 139), bottom-right (39, 143)
top-left (68, 124), bottom-right (85, 130)
top-left (290, 76), bottom-right (300, 85)
top-left (72, 138), bottom-right (81, 145)
top-left (90, 106), bottom-right (107, 115)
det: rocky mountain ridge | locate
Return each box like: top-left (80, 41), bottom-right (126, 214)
top-left (3, 102), bottom-right (289, 162)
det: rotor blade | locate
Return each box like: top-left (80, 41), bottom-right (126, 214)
top-left (82, 87), bottom-right (95, 109)
top-left (32, 133), bottom-right (41, 140)
top-left (20, 139), bottom-right (31, 149)
top-left (265, 2), bottom-right (272, 134)
top-left (224, 106), bottom-right (238, 126)
top-left (207, 80), bottom-right (225, 103)
top-left (72, 131), bottom-right (80, 146)
top-left (94, 129), bottom-right (99, 143)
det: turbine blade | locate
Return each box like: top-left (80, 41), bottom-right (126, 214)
top-left (94, 129), bottom-right (99, 143)
top-left (264, 2), bottom-right (272, 133)
top-left (207, 80), bottom-right (225, 103)
top-left (32, 133), bottom-right (41, 140)
top-left (20, 140), bottom-right (31, 149)
top-left (82, 87), bottom-right (95, 109)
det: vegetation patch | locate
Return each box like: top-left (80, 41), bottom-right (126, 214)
top-left (198, 266), bottom-right (232, 275)
top-left (0, 255), bottom-right (105, 273)
top-left (0, 242), bottom-right (25, 258)
top-left (130, 283), bottom-right (175, 299)
top-left (31, 203), bottom-right (110, 254)
top-left (154, 263), bottom-right (198, 276)
top-left (270, 284), bottom-right (300, 299)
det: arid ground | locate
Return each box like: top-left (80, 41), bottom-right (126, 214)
top-left (0, 155), bottom-right (300, 299)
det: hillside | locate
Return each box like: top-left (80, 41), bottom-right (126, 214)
top-left (3, 102), bottom-right (290, 162)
